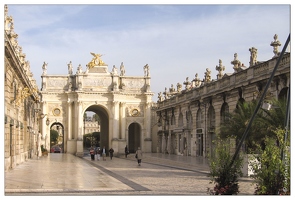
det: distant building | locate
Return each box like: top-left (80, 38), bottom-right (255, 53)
top-left (84, 116), bottom-right (100, 134)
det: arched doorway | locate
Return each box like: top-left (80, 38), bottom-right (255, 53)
top-left (50, 122), bottom-right (64, 153)
top-left (278, 87), bottom-right (289, 100)
top-left (85, 105), bottom-right (109, 155)
top-left (207, 105), bottom-right (216, 157)
top-left (128, 122), bottom-right (141, 153)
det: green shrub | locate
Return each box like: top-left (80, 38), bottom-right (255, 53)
top-left (208, 137), bottom-right (244, 195)
top-left (250, 128), bottom-right (290, 195)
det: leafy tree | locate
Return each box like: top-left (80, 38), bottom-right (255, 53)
top-left (50, 129), bottom-right (59, 145)
top-left (221, 98), bottom-right (288, 154)
top-left (83, 133), bottom-right (93, 147)
top-left (92, 132), bottom-right (100, 146)
top-left (217, 97), bottom-right (289, 195)
top-left (258, 98), bottom-right (288, 138)
top-left (93, 113), bottom-right (100, 122)
top-left (250, 128), bottom-right (290, 195)
top-left (220, 100), bottom-right (265, 153)
top-left (83, 132), bottom-right (100, 147)
top-left (208, 137), bottom-right (244, 195)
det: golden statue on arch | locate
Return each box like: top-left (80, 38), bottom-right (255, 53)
top-left (87, 52), bottom-right (106, 68)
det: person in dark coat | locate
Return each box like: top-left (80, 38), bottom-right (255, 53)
top-left (109, 147), bottom-right (114, 160)
top-left (125, 145), bottom-right (129, 158)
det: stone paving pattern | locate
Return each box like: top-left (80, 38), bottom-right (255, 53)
top-left (4, 152), bottom-right (256, 195)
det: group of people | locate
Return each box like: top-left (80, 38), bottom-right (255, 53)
top-left (89, 145), bottom-right (143, 166)
top-left (90, 146), bottom-right (114, 161)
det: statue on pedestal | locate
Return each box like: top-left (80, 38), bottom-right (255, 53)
top-left (144, 64), bottom-right (150, 77)
top-left (42, 62), bottom-right (48, 75)
top-left (120, 62), bottom-right (126, 76)
top-left (68, 61), bottom-right (73, 75)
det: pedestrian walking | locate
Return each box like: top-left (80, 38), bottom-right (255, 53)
top-left (102, 146), bottom-right (106, 161)
top-left (135, 147), bottom-right (143, 166)
top-left (125, 145), bottom-right (129, 158)
top-left (89, 147), bottom-right (95, 160)
top-left (96, 147), bottom-right (100, 161)
top-left (109, 147), bottom-right (114, 160)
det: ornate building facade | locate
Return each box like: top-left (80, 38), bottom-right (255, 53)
top-left (154, 34), bottom-right (290, 157)
top-left (40, 56), bottom-right (153, 156)
top-left (4, 5), bottom-right (40, 171)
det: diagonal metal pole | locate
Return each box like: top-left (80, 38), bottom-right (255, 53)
top-left (229, 34), bottom-right (290, 168)
top-left (281, 85), bottom-right (290, 161)
top-left (279, 83), bottom-right (290, 194)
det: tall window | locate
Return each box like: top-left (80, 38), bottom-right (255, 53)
top-left (196, 108), bottom-right (202, 128)
top-left (207, 105), bottom-right (215, 130)
top-left (171, 114), bottom-right (175, 125)
top-left (220, 103), bottom-right (229, 124)
top-left (178, 112), bottom-right (183, 127)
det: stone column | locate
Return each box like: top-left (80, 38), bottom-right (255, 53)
top-left (144, 102), bottom-right (152, 152)
top-left (180, 133), bottom-right (184, 154)
top-left (75, 100), bottom-right (84, 157)
top-left (213, 96), bottom-right (223, 136)
top-left (120, 102), bottom-right (126, 139)
top-left (41, 101), bottom-right (47, 139)
top-left (145, 102), bottom-right (151, 139)
top-left (167, 132), bottom-right (171, 154)
top-left (187, 130), bottom-right (191, 156)
top-left (112, 101), bottom-right (119, 139)
top-left (77, 100), bottom-right (83, 140)
top-left (161, 133), bottom-right (165, 153)
top-left (67, 100), bottom-right (72, 140)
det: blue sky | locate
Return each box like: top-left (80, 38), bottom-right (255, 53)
top-left (4, 2), bottom-right (291, 102)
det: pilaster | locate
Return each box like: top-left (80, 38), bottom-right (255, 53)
top-left (145, 102), bottom-right (152, 139)
top-left (77, 100), bottom-right (82, 140)
top-left (67, 100), bottom-right (72, 140)
top-left (41, 101), bottom-right (47, 139)
top-left (120, 102), bottom-right (126, 139)
top-left (112, 101), bottom-right (119, 139)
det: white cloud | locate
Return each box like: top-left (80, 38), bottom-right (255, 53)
top-left (6, 4), bottom-right (290, 102)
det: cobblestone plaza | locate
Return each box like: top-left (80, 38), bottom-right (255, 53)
top-left (5, 153), bottom-right (255, 195)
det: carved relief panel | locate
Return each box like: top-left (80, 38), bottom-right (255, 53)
top-left (126, 105), bottom-right (144, 117)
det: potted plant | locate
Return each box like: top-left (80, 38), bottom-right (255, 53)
top-left (41, 145), bottom-right (48, 156)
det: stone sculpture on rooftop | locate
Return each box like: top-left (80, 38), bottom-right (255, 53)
top-left (270, 34), bottom-right (281, 58)
top-left (87, 52), bottom-right (106, 68)
top-left (216, 59), bottom-right (225, 80)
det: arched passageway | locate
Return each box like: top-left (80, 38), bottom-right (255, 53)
top-left (128, 122), bottom-right (141, 153)
top-left (50, 122), bottom-right (64, 153)
top-left (85, 105), bottom-right (109, 154)
top-left (278, 87), bottom-right (289, 100)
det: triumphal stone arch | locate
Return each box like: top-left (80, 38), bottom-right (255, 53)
top-left (40, 53), bottom-right (154, 156)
